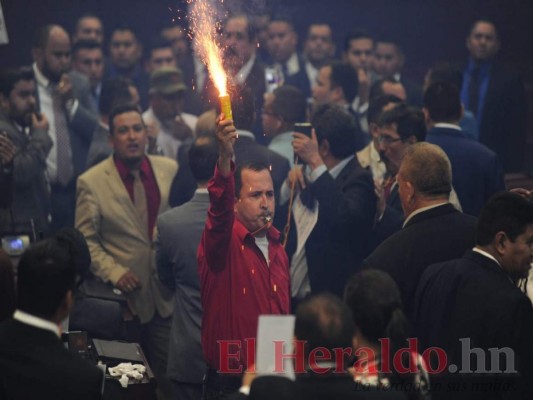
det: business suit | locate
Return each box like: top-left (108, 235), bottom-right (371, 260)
top-left (156, 190), bottom-right (208, 400)
top-left (0, 319), bottom-right (103, 400)
top-left (426, 126), bottom-right (505, 216)
top-left (34, 66), bottom-right (99, 231)
top-left (0, 110), bottom-right (52, 235)
top-left (86, 122), bottom-right (112, 169)
top-left (463, 61), bottom-right (527, 172)
top-left (76, 154), bottom-right (177, 399)
top-left (363, 203), bottom-right (477, 321)
top-left (283, 157), bottom-right (376, 297)
top-left (76, 155), bottom-right (177, 323)
top-left (415, 250), bottom-right (533, 400)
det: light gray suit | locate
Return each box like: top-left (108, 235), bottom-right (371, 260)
top-left (156, 190), bottom-right (209, 398)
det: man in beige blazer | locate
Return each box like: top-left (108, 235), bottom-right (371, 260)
top-left (75, 104), bottom-right (177, 399)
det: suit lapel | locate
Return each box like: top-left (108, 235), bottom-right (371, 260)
top-left (102, 157), bottom-right (149, 242)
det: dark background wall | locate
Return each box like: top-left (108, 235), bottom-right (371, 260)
top-left (1, 0), bottom-right (532, 166)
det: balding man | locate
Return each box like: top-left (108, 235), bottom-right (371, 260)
top-left (32, 24), bottom-right (98, 232)
top-left (363, 143), bottom-right (477, 321)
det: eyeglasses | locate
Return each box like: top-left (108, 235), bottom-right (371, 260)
top-left (377, 135), bottom-right (402, 145)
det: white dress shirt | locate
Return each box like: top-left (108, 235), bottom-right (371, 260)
top-left (13, 309), bottom-right (60, 338)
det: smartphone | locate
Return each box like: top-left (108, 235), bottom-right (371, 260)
top-left (294, 122), bottom-right (312, 138)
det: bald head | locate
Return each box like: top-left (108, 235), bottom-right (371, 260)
top-left (32, 25), bottom-right (71, 82)
top-left (397, 142), bottom-right (452, 216)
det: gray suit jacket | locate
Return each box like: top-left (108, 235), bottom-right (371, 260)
top-left (76, 155), bottom-right (177, 323)
top-left (156, 190), bottom-right (208, 383)
top-left (0, 111), bottom-right (52, 235)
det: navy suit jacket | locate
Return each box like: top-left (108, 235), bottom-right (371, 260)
top-left (426, 126), bottom-right (505, 216)
top-left (464, 61), bottom-right (527, 172)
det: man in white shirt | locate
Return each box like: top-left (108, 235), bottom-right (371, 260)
top-left (31, 24), bottom-right (98, 232)
top-left (142, 67), bottom-right (197, 160)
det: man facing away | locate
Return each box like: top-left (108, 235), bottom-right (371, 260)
top-left (0, 234), bottom-right (103, 399)
top-left (198, 113), bottom-right (290, 398)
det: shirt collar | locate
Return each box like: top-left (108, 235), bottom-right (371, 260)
top-left (233, 54), bottom-right (256, 85)
top-left (13, 309), bottom-right (60, 338)
top-left (329, 155), bottom-right (354, 180)
top-left (114, 155), bottom-right (151, 181)
top-left (403, 202), bottom-right (449, 228)
top-left (472, 247), bottom-right (514, 283)
top-left (286, 52), bottom-right (300, 75)
top-left (33, 62), bottom-right (50, 88)
top-left (434, 123), bottom-right (462, 131)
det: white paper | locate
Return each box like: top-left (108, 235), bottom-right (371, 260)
top-left (256, 315), bottom-right (295, 380)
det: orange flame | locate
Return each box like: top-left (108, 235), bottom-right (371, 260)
top-left (189, 0), bottom-right (228, 96)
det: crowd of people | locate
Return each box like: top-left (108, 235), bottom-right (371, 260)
top-left (0, 7), bottom-right (532, 400)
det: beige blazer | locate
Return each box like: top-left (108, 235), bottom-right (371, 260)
top-left (75, 155), bottom-right (178, 324)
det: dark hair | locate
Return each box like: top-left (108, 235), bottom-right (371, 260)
top-left (225, 14), bottom-right (257, 42)
top-left (468, 18), bottom-right (498, 38)
top-left (312, 103), bottom-right (358, 159)
top-left (328, 61), bottom-right (359, 103)
top-left (269, 15), bottom-right (296, 32)
top-left (424, 81), bottom-right (462, 123)
top-left (188, 135), bottom-right (218, 183)
top-left (54, 227), bottom-right (91, 281)
top-left (344, 269), bottom-right (409, 347)
top-left (295, 293), bottom-right (355, 363)
top-left (375, 36), bottom-right (404, 54)
top-left (32, 24), bottom-right (59, 49)
top-left (230, 85), bottom-right (255, 131)
top-left (477, 192), bottom-right (533, 246)
top-left (378, 104), bottom-right (426, 142)
top-left (110, 24), bottom-right (140, 42)
top-left (99, 77), bottom-right (135, 116)
top-left (17, 236), bottom-right (79, 318)
top-left (426, 62), bottom-right (463, 90)
top-left (367, 94), bottom-right (403, 125)
top-left (272, 85), bottom-right (307, 125)
top-left (369, 77), bottom-right (402, 102)
top-left (72, 39), bottom-right (102, 57)
top-left (0, 66), bottom-right (35, 97)
top-left (343, 29), bottom-right (374, 52)
top-left (235, 161), bottom-right (270, 198)
top-left (147, 36), bottom-right (173, 59)
top-left (109, 103), bottom-right (143, 135)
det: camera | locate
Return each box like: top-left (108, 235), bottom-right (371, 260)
top-left (1, 235), bottom-right (30, 256)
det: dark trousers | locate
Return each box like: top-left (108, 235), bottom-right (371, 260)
top-left (49, 182), bottom-right (76, 234)
top-left (202, 368), bottom-right (241, 400)
top-left (172, 380), bottom-right (203, 400)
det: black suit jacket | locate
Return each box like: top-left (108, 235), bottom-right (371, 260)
top-left (363, 203), bottom-right (477, 320)
top-left (284, 157), bottom-right (376, 297)
top-left (426, 126), bottom-right (505, 216)
top-left (475, 61), bottom-right (527, 173)
top-left (415, 250), bottom-right (533, 400)
top-left (0, 319), bottom-right (103, 399)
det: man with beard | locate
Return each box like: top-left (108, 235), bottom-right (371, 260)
top-left (0, 67), bottom-right (51, 235)
top-left (31, 24), bottom-right (98, 232)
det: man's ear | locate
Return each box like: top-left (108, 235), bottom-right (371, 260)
top-left (0, 93), bottom-right (9, 111)
top-left (319, 138), bottom-right (330, 158)
top-left (494, 231), bottom-right (507, 256)
top-left (405, 180), bottom-right (416, 203)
